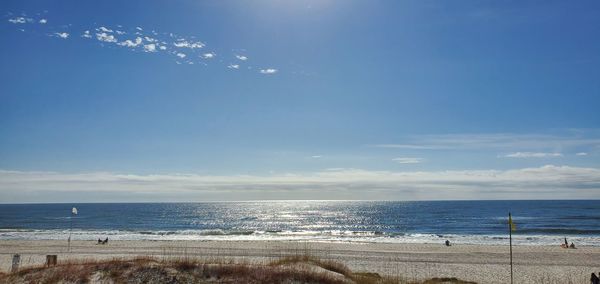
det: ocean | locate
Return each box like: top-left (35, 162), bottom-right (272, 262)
top-left (1, 200), bottom-right (599, 246)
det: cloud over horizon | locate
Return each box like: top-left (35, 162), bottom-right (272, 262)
top-left (373, 132), bottom-right (600, 151)
top-left (1, 165), bottom-right (599, 202)
top-left (392, 157), bottom-right (424, 164)
top-left (502, 152), bottom-right (563, 158)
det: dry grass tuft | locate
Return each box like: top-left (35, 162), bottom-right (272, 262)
top-left (270, 255), bottom-right (352, 277)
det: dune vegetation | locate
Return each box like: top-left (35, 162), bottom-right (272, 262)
top-left (0, 255), bottom-right (476, 284)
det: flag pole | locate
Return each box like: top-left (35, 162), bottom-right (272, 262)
top-left (68, 210), bottom-right (73, 252)
top-left (68, 207), bottom-right (77, 253)
top-left (509, 212), bottom-right (513, 284)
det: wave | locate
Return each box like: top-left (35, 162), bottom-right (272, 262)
top-left (557, 215), bottom-right (600, 220)
top-left (0, 228), bottom-right (38, 232)
top-left (2, 229), bottom-right (600, 246)
top-left (240, 217), bottom-right (258, 221)
top-left (513, 228), bottom-right (600, 235)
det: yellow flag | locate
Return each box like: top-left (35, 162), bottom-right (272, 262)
top-left (508, 215), bottom-right (516, 231)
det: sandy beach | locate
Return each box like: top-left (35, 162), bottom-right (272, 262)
top-left (1, 240), bottom-right (598, 283)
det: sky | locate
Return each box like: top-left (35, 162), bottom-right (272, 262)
top-left (1, 0), bottom-right (599, 202)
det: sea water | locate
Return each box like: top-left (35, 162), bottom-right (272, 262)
top-left (0, 200), bottom-right (599, 246)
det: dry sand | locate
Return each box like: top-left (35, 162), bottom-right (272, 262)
top-left (1, 240), bottom-right (599, 283)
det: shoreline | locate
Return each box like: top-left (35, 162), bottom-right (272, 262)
top-left (3, 230), bottom-right (599, 247)
top-left (2, 239), bottom-right (599, 283)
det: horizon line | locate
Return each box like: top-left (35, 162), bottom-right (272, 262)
top-left (1, 198), bottom-right (598, 205)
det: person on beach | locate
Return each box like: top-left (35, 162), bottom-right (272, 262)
top-left (569, 242), bottom-right (575, 249)
top-left (561, 237), bottom-right (569, 248)
top-left (445, 240), bottom-right (451, 246)
top-left (591, 272), bottom-right (599, 284)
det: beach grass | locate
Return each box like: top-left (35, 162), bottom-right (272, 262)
top-left (0, 254), bottom-right (479, 284)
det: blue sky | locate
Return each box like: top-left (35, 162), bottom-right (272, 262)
top-left (1, 1), bottom-right (599, 202)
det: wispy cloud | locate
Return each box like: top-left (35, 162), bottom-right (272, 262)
top-left (3, 12), bottom-right (280, 73)
top-left (8, 17), bottom-right (31, 24)
top-left (393, 157), bottom-right (424, 164)
top-left (576, 152), bottom-right (588, 156)
top-left (118, 37), bottom-right (143, 47)
top-left (96, 32), bottom-right (117, 43)
top-left (260, 68), bottom-right (278, 74)
top-left (176, 52), bottom-right (186, 58)
top-left (1, 165), bottom-right (599, 202)
top-left (372, 132), bottom-right (600, 152)
top-left (173, 40), bottom-right (204, 49)
top-left (143, 43), bottom-right (157, 52)
top-left (98, 26), bottom-right (113, 33)
top-left (54, 32), bottom-right (69, 39)
top-left (502, 152), bottom-right (563, 158)
top-left (374, 144), bottom-right (440, 150)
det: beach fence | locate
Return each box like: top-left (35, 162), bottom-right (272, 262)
top-left (11, 254), bottom-right (20, 273)
top-left (46, 255), bottom-right (57, 267)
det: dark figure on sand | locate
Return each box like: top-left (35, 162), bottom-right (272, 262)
top-left (97, 238), bottom-right (109, 245)
top-left (561, 238), bottom-right (572, 248)
top-left (445, 240), bottom-right (451, 246)
top-left (591, 272), bottom-right (599, 284)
